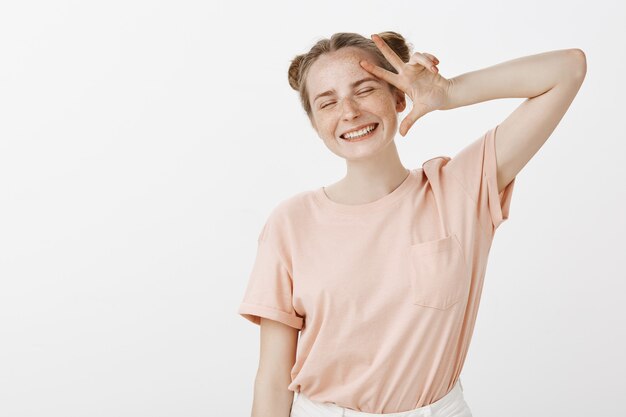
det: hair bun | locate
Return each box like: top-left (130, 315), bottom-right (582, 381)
top-left (288, 54), bottom-right (306, 91)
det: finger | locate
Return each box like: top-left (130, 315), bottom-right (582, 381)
top-left (420, 53), bottom-right (439, 72)
top-left (400, 105), bottom-right (428, 137)
top-left (359, 59), bottom-right (402, 88)
top-left (422, 53), bottom-right (439, 65)
top-left (408, 52), bottom-right (438, 73)
top-left (371, 34), bottom-right (405, 71)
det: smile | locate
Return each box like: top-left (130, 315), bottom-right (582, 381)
top-left (340, 123), bottom-right (379, 142)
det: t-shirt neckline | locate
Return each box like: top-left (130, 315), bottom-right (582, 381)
top-left (313, 168), bottom-right (419, 214)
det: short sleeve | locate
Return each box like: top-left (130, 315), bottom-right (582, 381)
top-left (443, 125), bottom-right (516, 233)
top-left (237, 218), bottom-right (304, 330)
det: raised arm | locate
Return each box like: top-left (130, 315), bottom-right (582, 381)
top-left (442, 49), bottom-right (587, 193)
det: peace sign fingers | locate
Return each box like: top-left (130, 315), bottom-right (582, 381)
top-left (359, 33), bottom-right (449, 137)
top-left (371, 34), bottom-right (405, 70)
top-left (359, 59), bottom-right (402, 89)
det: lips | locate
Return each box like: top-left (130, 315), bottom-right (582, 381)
top-left (340, 123), bottom-right (379, 139)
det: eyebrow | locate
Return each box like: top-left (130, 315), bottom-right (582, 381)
top-left (313, 77), bottom-right (381, 103)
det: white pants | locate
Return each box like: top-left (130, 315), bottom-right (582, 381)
top-left (290, 379), bottom-right (472, 417)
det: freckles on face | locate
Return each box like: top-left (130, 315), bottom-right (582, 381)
top-left (307, 48), bottom-right (398, 142)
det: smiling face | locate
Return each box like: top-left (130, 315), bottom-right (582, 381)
top-left (306, 46), bottom-right (406, 160)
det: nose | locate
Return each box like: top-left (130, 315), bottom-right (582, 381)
top-left (340, 97), bottom-right (361, 120)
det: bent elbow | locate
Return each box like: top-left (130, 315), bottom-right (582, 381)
top-left (568, 48), bottom-right (587, 81)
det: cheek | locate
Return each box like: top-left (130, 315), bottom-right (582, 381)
top-left (315, 116), bottom-right (338, 137)
top-left (367, 91), bottom-right (396, 110)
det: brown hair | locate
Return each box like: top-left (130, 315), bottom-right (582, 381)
top-left (287, 31), bottom-right (414, 123)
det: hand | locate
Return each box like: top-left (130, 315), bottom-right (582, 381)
top-left (360, 34), bottom-right (451, 137)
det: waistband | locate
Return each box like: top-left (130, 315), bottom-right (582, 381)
top-left (296, 379), bottom-right (465, 417)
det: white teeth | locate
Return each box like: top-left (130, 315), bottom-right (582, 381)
top-left (343, 124), bottom-right (377, 139)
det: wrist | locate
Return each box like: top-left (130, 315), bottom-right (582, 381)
top-left (440, 77), bottom-right (456, 111)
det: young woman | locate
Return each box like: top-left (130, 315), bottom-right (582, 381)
top-left (238, 31), bottom-right (586, 417)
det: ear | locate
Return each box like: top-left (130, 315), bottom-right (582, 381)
top-left (393, 86), bottom-right (407, 113)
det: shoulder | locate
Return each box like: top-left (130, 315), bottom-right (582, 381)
top-left (269, 189), bottom-right (315, 220)
top-left (420, 155), bottom-right (452, 182)
top-left (258, 188), bottom-right (316, 242)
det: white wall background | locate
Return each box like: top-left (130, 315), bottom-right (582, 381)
top-left (1, 1), bottom-right (624, 416)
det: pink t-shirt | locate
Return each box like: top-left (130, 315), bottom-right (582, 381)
top-left (238, 126), bottom-right (516, 413)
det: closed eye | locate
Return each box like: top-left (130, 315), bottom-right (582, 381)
top-left (320, 88), bottom-right (375, 109)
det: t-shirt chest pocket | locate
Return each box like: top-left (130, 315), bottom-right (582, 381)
top-left (408, 233), bottom-right (470, 310)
